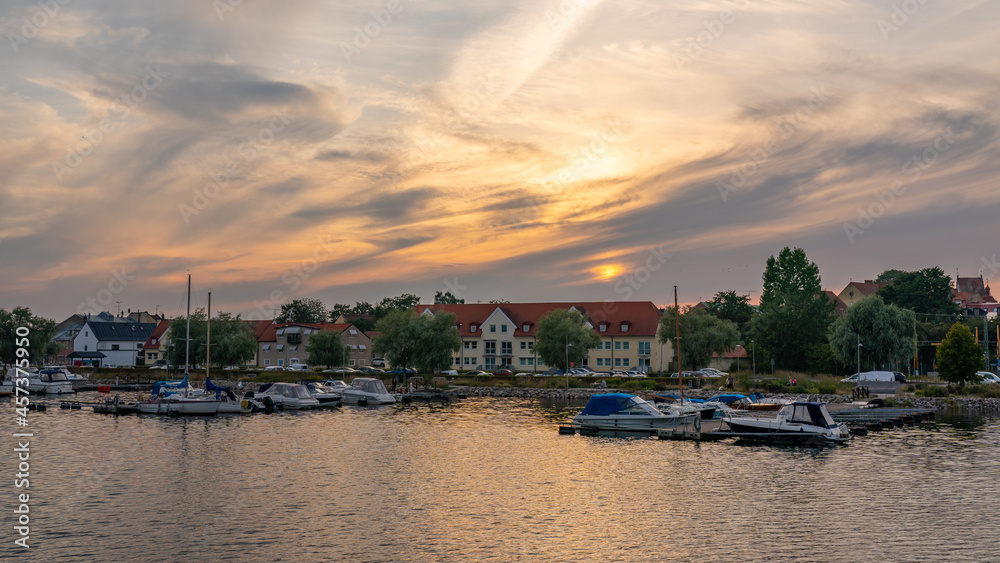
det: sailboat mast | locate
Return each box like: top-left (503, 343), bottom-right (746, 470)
top-left (675, 285), bottom-right (682, 402)
top-left (185, 274), bottom-right (191, 375)
top-left (207, 290), bottom-right (211, 381)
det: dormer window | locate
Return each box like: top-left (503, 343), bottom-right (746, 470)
top-left (470, 324), bottom-right (477, 332)
top-left (621, 324), bottom-right (629, 332)
top-left (522, 324), bottom-right (529, 332)
top-left (599, 323), bottom-right (607, 332)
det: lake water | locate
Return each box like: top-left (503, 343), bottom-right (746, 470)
top-left (3, 394), bottom-right (1000, 562)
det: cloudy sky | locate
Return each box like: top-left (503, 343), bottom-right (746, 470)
top-left (2, 0), bottom-right (999, 321)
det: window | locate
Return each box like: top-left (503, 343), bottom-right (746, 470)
top-left (639, 341), bottom-right (651, 355)
top-left (264, 359), bottom-right (270, 366)
top-left (263, 344), bottom-right (271, 352)
top-left (359, 344), bottom-right (367, 350)
top-left (454, 357), bottom-right (461, 365)
top-left (277, 359), bottom-right (284, 366)
top-left (465, 357), bottom-right (477, 365)
top-left (277, 344), bottom-right (285, 352)
top-left (520, 357), bottom-right (528, 366)
top-left (596, 358), bottom-right (603, 367)
top-left (84, 345), bottom-right (88, 351)
top-left (490, 324), bottom-right (496, 333)
top-left (621, 324), bottom-right (629, 332)
top-left (470, 324), bottom-right (477, 332)
top-left (520, 341), bottom-right (527, 349)
top-left (290, 345), bottom-right (298, 352)
top-left (464, 341), bottom-right (478, 350)
top-left (85, 331), bottom-right (88, 337)
top-left (501, 357), bottom-right (512, 367)
top-left (622, 341), bottom-right (630, 350)
top-left (349, 329), bottom-right (357, 335)
top-left (111, 344), bottom-right (119, 351)
top-left (639, 358), bottom-right (651, 368)
top-left (349, 359), bottom-right (355, 366)
top-left (485, 341), bottom-right (496, 354)
top-left (615, 341), bottom-right (621, 350)
top-left (615, 358), bottom-right (622, 366)
top-left (501, 325), bottom-right (507, 333)
top-left (484, 357), bottom-right (497, 369)
top-left (287, 333), bottom-right (301, 344)
top-left (599, 324), bottom-right (606, 332)
top-left (501, 342), bottom-right (512, 355)
top-left (522, 324), bottom-right (529, 332)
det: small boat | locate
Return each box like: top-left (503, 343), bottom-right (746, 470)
top-left (255, 382), bottom-right (320, 410)
top-left (342, 378), bottom-right (396, 405)
top-left (320, 379), bottom-right (350, 393)
top-left (305, 382), bottom-right (342, 408)
top-left (572, 393), bottom-right (688, 432)
top-left (206, 378), bottom-right (257, 414)
top-left (719, 402), bottom-right (851, 445)
top-left (27, 369), bottom-right (75, 394)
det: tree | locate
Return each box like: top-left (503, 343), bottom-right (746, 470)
top-left (329, 303), bottom-right (353, 317)
top-left (209, 313), bottom-right (258, 368)
top-left (875, 269), bottom-right (906, 284)
top-left (658, 307), bottom-right (739, 370)
top-left (374, 294), bottom-right (421, 320)
top-left (937, 323), bottom-right (982, 385)
top-left (434, 291), bottom-right (464, 304)
top-left (372, 309), bottom-right (461, 373)
top-left (535, 309), bottom-right (601, 372)
top-left (0, 307), bottom-right (59, 368)
top-left (828, 296), bottom-right (916, 372)
top-left (276, 298), bottom-right (328, 324)
top-left (488, 298), bottom-right (510, 304)
top-left (749, 247), bottom-right (834, 371)
top-left (166, 310), bottom-right (257, 368)
top-left (304, 329), bottom-right (345, 367)
top-left (877, 267), bottom-right (960, 316)
top-left (706, 291), bottom-right (754, 331)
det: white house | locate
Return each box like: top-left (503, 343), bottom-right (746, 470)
top-left (72, 319), bottom-right (158, 367)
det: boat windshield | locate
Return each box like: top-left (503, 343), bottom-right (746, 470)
top-left (352, 378), bottom-right (388, 394)
top-left (41, 371), bottom-right (69, 382)
top-left (782, 403), bottom-right (837, 428)
top-left (276, 384), bottom-right (312, 399)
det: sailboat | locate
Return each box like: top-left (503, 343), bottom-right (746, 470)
top-left (138, 275), bottom-right (221, 416)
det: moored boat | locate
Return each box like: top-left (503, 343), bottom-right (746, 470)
top-left (572, 393), bottom-right (688, 432)
top-left (720, 402), bottom-right (851, 445)
top-left (255, 382), bottom-right (321, 410)
top-left (342, 377), bottom-right (395, 405)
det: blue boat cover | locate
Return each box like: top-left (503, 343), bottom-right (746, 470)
top-left (151, 375), bottom-right (188, 396)
top-left (704, 393), bottom-right (747, 404)
top-left (579, 393), bottom-right (637, 416)
top-left (205, 377), bottom-right (228, 392)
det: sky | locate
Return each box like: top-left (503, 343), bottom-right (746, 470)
top-left (2, 0), bottom-right (1000, 321)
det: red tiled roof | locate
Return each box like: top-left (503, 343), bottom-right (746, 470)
top-left (824, 291), bottom-right (848, 315)
top-left (261, 322), bottom-right (355, 342)
top-left (713, 347), bottom-right (748, 359)
top-left (142, 320), bottom-right (172, 349)
top-left (414, 301), bottom-right (661, 337)
top-left (847, 281), bottom-right (884, 296)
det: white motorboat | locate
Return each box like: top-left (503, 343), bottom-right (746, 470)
top-left (27, 369), bottom-right (75, 394)
top-left (572, 393), bottom-right (687, 432)
top-left (254, 382), bottom-right (320, 410)
top-left (43, 365), bottom-right (87, 381)
top-left (320, 379), bottom-right (350, 393)
top-left (305, 382), bottom-right (342, 408)
top-left (721, 402), bottom-right (851, 445)
top-left (342, 377), bottom-right (396, 405)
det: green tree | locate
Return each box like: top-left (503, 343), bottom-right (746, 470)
top-left (0, 307), bottom-right (59, 368)
top-left (209, 313), bottom-right (258, 368)
top-left (374, 294), bottom-right (421, 320)
top-left (329, 303), bottom-right (353, 318)
top-left (875, 269), bottom-right (906, 284)
top-left (167, 310), bottom-right (208, 368)
top-left (658, 307), bottom-right (739, 370)
top-left (877, 267), bottom-right (960, 316)
top-left (276, 298), bottom-right (328, 324)
top-left (706, 291), bottom-right (754, 331)
top-left (304, 329), bottom-right (345, 367)
top-left (434, 291), bottom-right (465, 304)
top-left (828, 296), bottom-right (916, 372)
top-left (749, 247), bottom-right (834, 371)
top-left (535, 309), bottom-right (601, 372)
top-left (937, 323), bottom-right (982, 385)
top-left (372, 309), bottom-right (461, 373)
top-left (488, 299), bottom-right (510, 304)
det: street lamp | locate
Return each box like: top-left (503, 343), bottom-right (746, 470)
top-left (735, 344), bottom-right (741, 377)
top-left (751, 340), bottom-right (755, 379)
top-left (565, 337), bottom-right (573, 390)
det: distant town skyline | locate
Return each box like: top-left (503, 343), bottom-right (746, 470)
top-left (3, 1), bottom-right (1000, 321)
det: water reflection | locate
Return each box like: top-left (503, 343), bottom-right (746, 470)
top-left (3, 397), bottom-right (1000, 562)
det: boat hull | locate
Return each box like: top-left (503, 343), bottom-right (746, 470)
top-left (572, 414), bottom-right (686, 432)
top-left (342, 391), bottom-right (396, 405)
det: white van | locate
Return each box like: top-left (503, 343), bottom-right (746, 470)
top-left (848, 371), bottom-right (896, 382)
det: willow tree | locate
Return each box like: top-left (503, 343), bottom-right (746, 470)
top-left (829, 296), bottom-right (916, 372)
top-left (658, 307), bottom-right (739, 370)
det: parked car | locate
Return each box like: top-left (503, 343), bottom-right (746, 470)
top-left (464, 370), bottom-right (490, 376)
top-left (893, 371), bottom-right (907, 383)
top-left (358, 366), bottom-right (384, 374)
top-left (976, 371), bottom-right (1000, 384)
top-left (322, 367), bottom-right (358, 373)
top-left (263, 366), bottom-right (285, 372)
top-left (287, 364), bottom-right (309, 371)
top-left (698, 368), bottom-right (727, 378)
top-left (669, 371), bottom-right (702, 378)
top-left (514, 372), bottom-right (533, 377)
top-left (624, 370), bottom-right (647, 378)
top-left (441, 370), bottom-right (458, 376)
top-left (493, 369), bottom-right (514, 376)
top-left (841, 371), bottom-right (895, 383)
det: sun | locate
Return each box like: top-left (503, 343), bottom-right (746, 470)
top-left (595, 264), bottom-right (623, 281)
